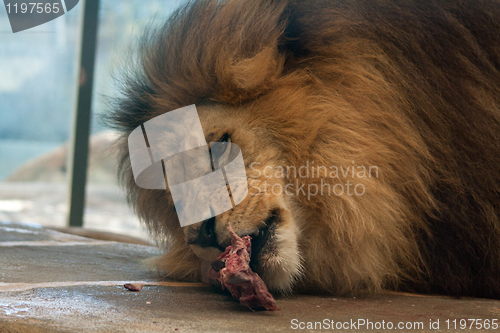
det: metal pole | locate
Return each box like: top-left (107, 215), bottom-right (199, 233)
top-left (67, 0), bottom-right (100, 227)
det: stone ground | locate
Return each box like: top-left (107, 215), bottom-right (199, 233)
top-left (1, 222), bottom-right (500, 332)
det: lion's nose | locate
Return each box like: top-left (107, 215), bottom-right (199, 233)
top-left (185, 217), bottom-right (221, 248)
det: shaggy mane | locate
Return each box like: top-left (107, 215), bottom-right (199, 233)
top-left (109, 0), bottom-right (500, 298)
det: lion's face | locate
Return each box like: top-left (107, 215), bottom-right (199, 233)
top-left (169, 103), bottom-right (304, 294)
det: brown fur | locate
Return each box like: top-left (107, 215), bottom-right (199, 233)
top-left (109, 0), bottom-right (500, 298)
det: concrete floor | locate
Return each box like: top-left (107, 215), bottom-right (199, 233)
top-left (1, 221), bottom-right (500, 332)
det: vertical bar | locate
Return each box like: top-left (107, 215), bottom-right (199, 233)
top-left (67, 0), bottom-right (100, 227)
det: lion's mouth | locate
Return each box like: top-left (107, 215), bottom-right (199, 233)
top-left (208, 209), bottom-right (281, 276)
top-left (249, 208), bottom-right (280, 272)
top-left (202, 206), bottom-right (301, 294)
top-left (209, 209), bottom-right (280, 272)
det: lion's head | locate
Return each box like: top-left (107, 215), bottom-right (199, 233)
top-left (109, 0), bottom-right (500, 297)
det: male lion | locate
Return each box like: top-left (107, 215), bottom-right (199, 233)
top-left (109, 0), bottom-right (500, 298)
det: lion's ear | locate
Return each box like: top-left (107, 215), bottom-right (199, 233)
top-left (215, 46), bottom-right (285, 103)
top-left (230, 47), bottom-right (281, 91)
top-left (137, 0), bottom-right (295, 106)
top-left (210, 1), bottom-right (291, 104)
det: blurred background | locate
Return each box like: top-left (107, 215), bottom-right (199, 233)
top-left (0, 0), bottom-right (180, 241)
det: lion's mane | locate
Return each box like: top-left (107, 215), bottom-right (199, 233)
top-left (109, 0), bottom-right (500, 298)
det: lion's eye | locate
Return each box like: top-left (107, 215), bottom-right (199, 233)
top-left (211, 140), bottom-right (229, 157)
top-left (210, 134), bottom-right (231, 169)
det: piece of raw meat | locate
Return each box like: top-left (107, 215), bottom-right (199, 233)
top-left (124, 283), bottom-right (144, 291)
top-left (205, 224), bottom-right (279, 311)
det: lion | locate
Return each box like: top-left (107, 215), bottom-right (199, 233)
top-left (108, 0), bottom-right (500, 298)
